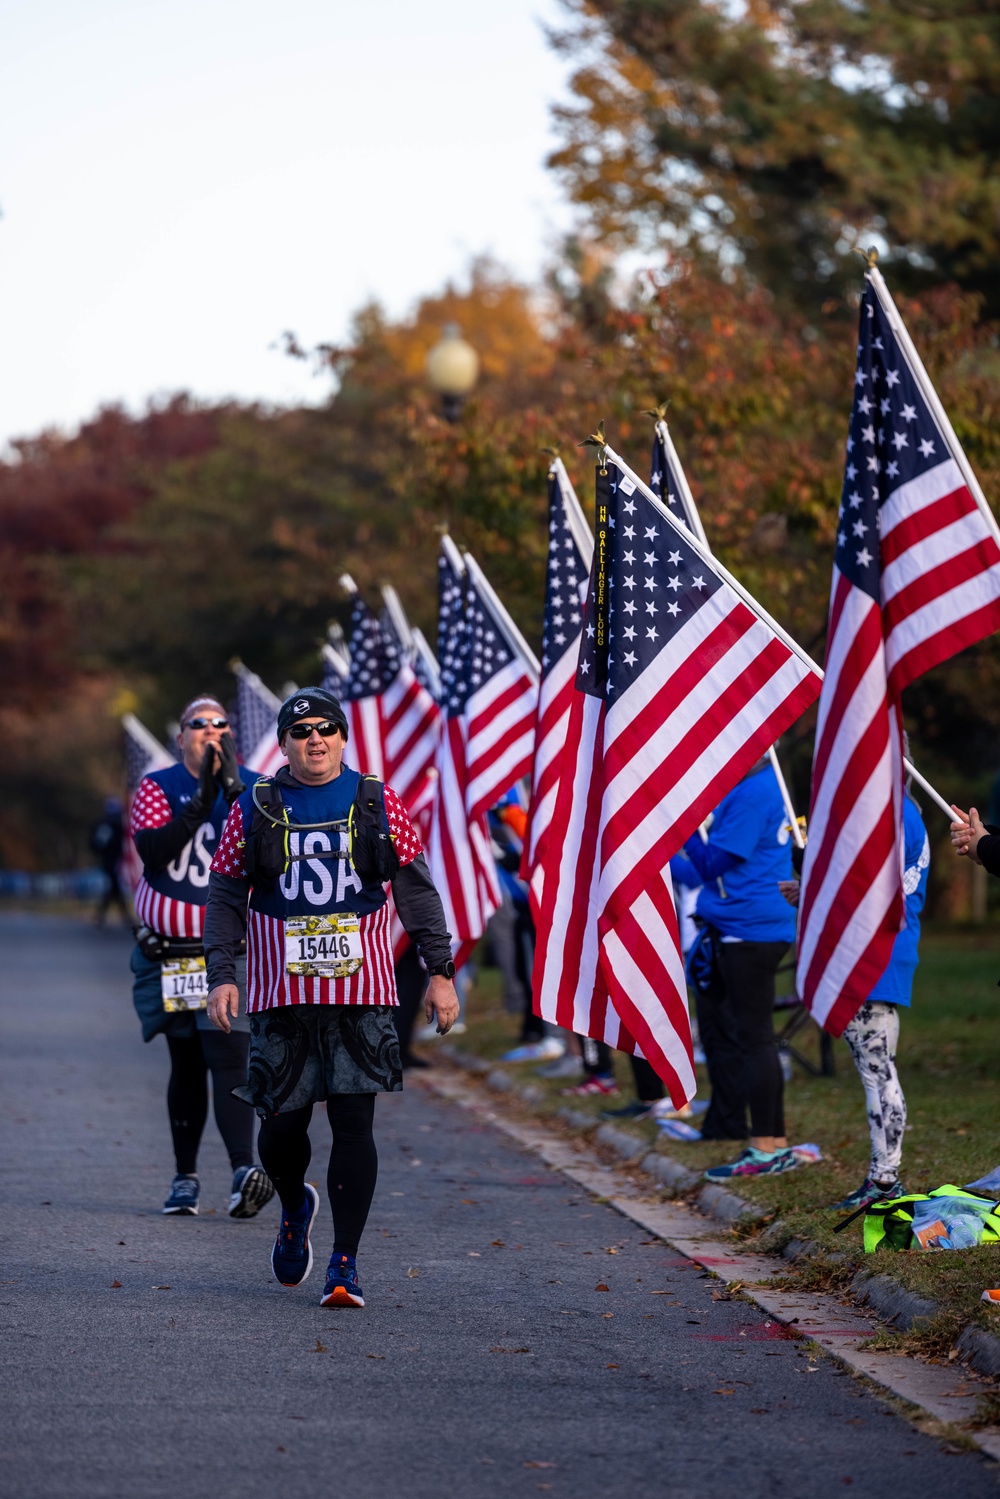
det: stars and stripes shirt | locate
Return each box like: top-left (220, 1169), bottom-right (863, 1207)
top-left (129, 776), bottom-right (212, 939)
top-left (210, 783), bottom-right (421, 1010)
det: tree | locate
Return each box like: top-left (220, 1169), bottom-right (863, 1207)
top-left (548, 1), bottom-right (1000, 313)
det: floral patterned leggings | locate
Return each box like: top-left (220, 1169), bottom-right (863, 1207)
top-left (842, 1000), bottom-right (906, 1184)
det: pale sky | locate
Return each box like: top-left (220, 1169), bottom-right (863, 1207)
top-left (0, 0), bottom-right (574, 448)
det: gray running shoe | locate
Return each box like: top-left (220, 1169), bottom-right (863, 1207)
top-left (536, 1055), bottom-right (583, 1080)
top-left (228, 1165), bottom-right (275, 1219)
top-left (163, 1174), bottom-right (200, 1215)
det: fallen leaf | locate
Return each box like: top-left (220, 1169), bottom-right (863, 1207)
top-left (151, 1285), bottom-right (171, 1291)
top-left (110, 1280), bottom-right (122, 1289)
top-left (606, 1363), bottom-right (620, 1369)
top-left (524, 1462), bottom-right (556, 1469)
top-left (948, 1348), bottom-right (959, 1361)
top-left (276, 1446), bottom-right (287, 1454)
top-left (490, 1346), bottom-right (531, 1354)
top-left (406, 1268), bottom-right (420, 1278)
top-left (600, 1312), bottom-right (614, 1319)
top-left (312, 1339), bottom-right (327, 1353)
top-left (468, 1252), bottom-right (481, 1257)
top-left (117, 1241), bottom-right (126, 1246)
top-left (751, 1409), bottom-right (769, 1415)
top-left (595, 1283), bottom-right (610, 1293)
top-left (491, 1240), bottom-right (505, 1247)
top-left (461, 1199), bottom-right (478, 1205)
top-left (606, 1247), bottom-right (619, 1255)
top-left (367, 1353), bottom-right (385, 1360)
top-left (715, 1388), bottom-right (735, 1396)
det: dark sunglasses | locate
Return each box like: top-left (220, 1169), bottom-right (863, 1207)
top-left (185, 716), bottom-right (229, 730)
top-left (287, 720), bottom-right (342, 740)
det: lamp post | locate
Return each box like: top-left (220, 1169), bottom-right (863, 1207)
top-left (426, 322), bottom-right (479, 422)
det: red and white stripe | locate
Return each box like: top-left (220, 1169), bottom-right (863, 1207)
top-left (245, 902), bottom-right (398, 1011)
top-left (382, 661), bottom-right (442, 814)
top-left (522, 462), bottom-right (592, 922)
top-left (426, 713), bottom-right (499, 970)
top-left (344, 696), bottom-right (385, 780)
top-left (246, 731), bottom-right (286, 779)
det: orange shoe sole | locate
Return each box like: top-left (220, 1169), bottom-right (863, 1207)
top-left (320, 1285), bottom-right (364, 1308)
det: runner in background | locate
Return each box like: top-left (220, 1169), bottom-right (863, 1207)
top-left (130, 695), bottom-right (273, 1219)
top-left (90, 797), bottom-right (128, 926)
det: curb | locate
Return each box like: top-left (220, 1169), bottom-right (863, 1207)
top-left (437, 1043), bottom-right (1000, 1385)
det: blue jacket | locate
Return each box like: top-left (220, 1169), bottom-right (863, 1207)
top-left (869, 794), bottom-right (929, 1008)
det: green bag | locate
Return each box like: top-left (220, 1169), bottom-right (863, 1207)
top-left (861, 1185), bottom-right (1000, 1253)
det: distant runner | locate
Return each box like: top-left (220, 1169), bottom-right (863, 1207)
top-left (130, 696), bottom-right (273, 1219)
top-left (205, 687), bottom-right (458, 1308)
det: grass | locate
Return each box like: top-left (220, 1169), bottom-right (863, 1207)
top-left (445, 927), bottom-right (1000, 1346)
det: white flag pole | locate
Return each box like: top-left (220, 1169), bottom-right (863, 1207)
top-left (655, 420), bottom-right (710, 549)
top-left (867, 266), bottom-right (1000, 550)
top-left (551, 457), bottom-right (595, 565)
top-left (602, 441), bottom-right (951, 820)
top-left (122, 713), bottom-right (173, 767)
top-left (462, 550), bottom-right (541, 682)
top-left (381, 583), bottom-right (415, 657)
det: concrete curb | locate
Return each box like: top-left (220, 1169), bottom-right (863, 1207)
top-left (438, 1044), bottom-right (1000, 1385)
top-left (851, 1272), bottom-right (939, 1331)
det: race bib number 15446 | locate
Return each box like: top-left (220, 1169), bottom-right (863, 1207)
top-left (284, 914), bottom-right (363, 979)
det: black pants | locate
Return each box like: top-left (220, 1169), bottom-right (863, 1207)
top-left (393, 946), bottom-right (427, 1060)
top-left (695, 938), bottom-right (788, 1141)
top-left (257, 1095), bottom-right (377, 1258)
top-left (165, 1030), bottom-right (255, 1175)
top-left (629, 1056), bottom-right (665, 1103)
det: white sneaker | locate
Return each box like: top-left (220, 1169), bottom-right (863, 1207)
top-left (501, 1038), bottom-right (564, 1064)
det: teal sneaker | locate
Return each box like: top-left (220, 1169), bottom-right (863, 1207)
top-left (705, 1148), bottom-right (800, 1181)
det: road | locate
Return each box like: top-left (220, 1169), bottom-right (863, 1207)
top-left (1, 912), bottom-right (994, 1499)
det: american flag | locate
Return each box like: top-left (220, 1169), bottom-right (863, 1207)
top-left (342, 586), bottom-right (394, 779)
top-left (534, 452), bottom-right (822, 1100)
top-left (522, 458), bottom-right (593, 922)
top-left (378, 586), bottom-right (442, 815)
top-left (232, 662), bottom-right (286, 777)
top-left (462, 551), bottom-right (539, 823)
top-left (411, 626), bottom-right (442, 700)
top-left (650, 419), bottom-right (709, 546)
top-left (797, 268), bottom-right (1000, 1034)
top-left (321, 641), bottom-right (350, 697)
top-left (425, 538), bottom-right (501, 968)
top-left (122, 713), bottom-right (175, 893)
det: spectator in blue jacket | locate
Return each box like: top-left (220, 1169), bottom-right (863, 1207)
top-left (831, 790), bottom-right (929, 1211)
top-left (671, 757), bottom-right (798, 1180)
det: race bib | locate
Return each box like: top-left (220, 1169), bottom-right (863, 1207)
top-left (285, 914), bottom-right (363, 979)
top-left (161, 957), bottom-right (208, 1011)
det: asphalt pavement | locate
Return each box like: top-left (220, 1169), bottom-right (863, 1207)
top-left (1, 911), bottom-right (996, 1499)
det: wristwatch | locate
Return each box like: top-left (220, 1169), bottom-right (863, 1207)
top-left (427, 960), bottom-right (456, 980)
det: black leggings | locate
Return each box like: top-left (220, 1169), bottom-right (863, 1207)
top-left (696, 939), bottom-right (788, 1140)
top-left (257, 1095), bottom-right (377, 1258)
top-left (166, 1030), bottom-right (254, 1175)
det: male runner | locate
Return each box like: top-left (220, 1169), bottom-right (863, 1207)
top-left (130, 695), bottom-right (273, 1218)
top-left (204, 687), bottom-right (458, 1308)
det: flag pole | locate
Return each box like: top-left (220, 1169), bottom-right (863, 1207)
top-left (551, 457), bottom-right (595, 564)
top-left (440, 532), bottom-right (466, 579)
top-left (122, 713), bottom-right (172, 764)
top-left (652, 422), bottom-right (802, 846)
top-left (603, 441), bottom-right (951, 820)
top-left (462, 551), bottom-right (541, 682)
top-left (381, 583), bottom-right (415, 656)
top-left (866, 265), bottom-right (1000, 551)
top-left (654, 420), bottom-right (710, 548)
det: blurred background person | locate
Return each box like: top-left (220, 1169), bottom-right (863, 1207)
top-left (89, 796), bottom-right (128, 927)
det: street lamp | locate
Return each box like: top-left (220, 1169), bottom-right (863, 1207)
top-left (426, 322), bottom-right (479, 422)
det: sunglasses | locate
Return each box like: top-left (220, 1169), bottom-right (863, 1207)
top-left (286, 720), bottom-right (343, 740)
top-left (185, 717), bottom-right (229, 730)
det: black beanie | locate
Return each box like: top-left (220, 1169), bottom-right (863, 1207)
top-left (276, 687), bottom-right (349, 742)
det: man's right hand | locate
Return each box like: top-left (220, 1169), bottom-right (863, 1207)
top-left (207, 983), bottom-right (239, 1032)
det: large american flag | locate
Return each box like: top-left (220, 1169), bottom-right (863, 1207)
top-left (378, 586), bottom-right (442, 817)
top-left (232, 662), bottom-right (286, 777)
top-left (122, 713), bottom-right (175, 893)
top-left (534, 452), bottom-right (822, 1100)
top-left (797, 269), bottom-right (1000, 1034)
top-left (425, 539), bottom-right (501, 969)
top-left (651, 419), bottom-right (709, 546)
top-left (522, 458), bottom-right (592, 922)
top-left (462, 551), bottom-right (539, 823)
top-left (321, 640), bottom-right (350, 697)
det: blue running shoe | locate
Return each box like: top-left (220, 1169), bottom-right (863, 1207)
top-left (270, 1184), bottom-right (320, 1287)
top-left (320, 1253), bottom-right (365, 1308)
top-left (163, 1174), bottom-right (199, 1215)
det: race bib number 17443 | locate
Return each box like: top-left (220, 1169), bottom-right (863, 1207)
top-left (284, 914), bottom-right (363, 979)
top-left (160, 957), bottom-right (208, 1011)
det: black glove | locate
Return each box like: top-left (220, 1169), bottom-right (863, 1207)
top-left (215, 732), bottom-right (245, 805)
top-left (192, 743), bottom-right (220, 817)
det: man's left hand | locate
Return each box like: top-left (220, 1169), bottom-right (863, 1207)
top-left (424, 975), bottom-right (460, 1035)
